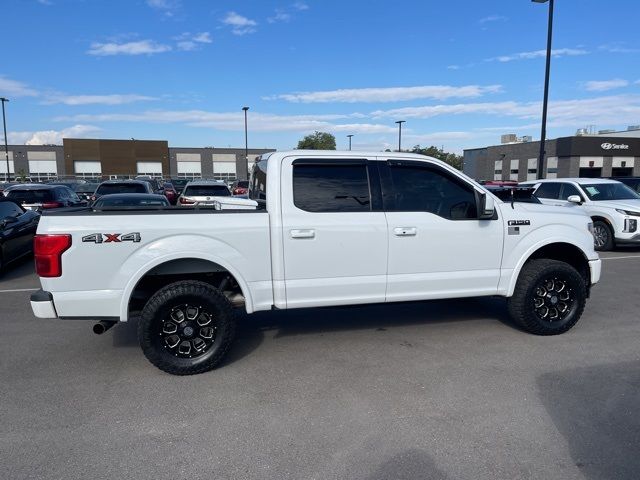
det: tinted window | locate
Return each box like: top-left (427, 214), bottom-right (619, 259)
top-left (582, 183), bottom-right (640, 201)
top-left (249, 160), bottom-right (268, 201)
top-left (6, 189), bottom-right (54, 204)
top-left (534, 183), bottom-right (561, 199)
top-left (73, 183), bottom-right (100, 194)
top-left (293, 163), bottom-right (371, 212)
top-left (386, 164), bottom-right (477, 219)
top-left (96, 183), bottom-right (147, 195)
top-left (0, 201), bottom-right (23, 217)
top-left (183, 185), bottom-right (231, 197)
top-left (94, 196), bottom-right (169, 207)
top-left (236, 181), bottom-right (249, 188)
top-left (560, 183), bottom-right (582, 200)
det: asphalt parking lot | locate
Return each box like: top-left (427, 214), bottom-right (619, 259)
top-left (1, 252), bottom-right (639, 480)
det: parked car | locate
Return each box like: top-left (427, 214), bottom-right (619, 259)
top-left (169, 178), bottom-right (189, 194)
top-left (230, 180), bottom-right (249, 196)
top-left (72, 183), bottom-right (101, 202)
top-left (177, 180), bottom-right (231, 206)
top-left (92, 193), bottom-right (170, 209)
top-left (484, 185), bottom-right (541, 204)
top-left (0, 197), bottom-right (40, 271)
top-left (610, 176), bottom-right (640, 194)
top-left (91, 180), bottom-right (154, 203)
top-left (521, 178), bottom-right (640, 250)
top-left (481, 180), bottom-right (519, 187)
top-left (134, 176), bottom-right (164, 194)
top-left (162, 182), bottom-right (178, 205)
top-left (30, 151), bottom-right (600, 375)
top-left (4, 184), bottom-right (85, 211)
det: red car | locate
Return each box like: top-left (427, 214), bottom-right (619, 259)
top-left (230, 180), bottom-right (249, 196)
top-left (162, 182), bottom-right (178, 205)
top-left (482, 180), bottom-right (519, 187)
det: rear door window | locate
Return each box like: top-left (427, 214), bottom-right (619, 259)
top-left (183, 185), bottom-right (231, 197)
top-left (534, 182), bottom-right (562, 200)
top-left (292, 163), bottom-right (371, 212)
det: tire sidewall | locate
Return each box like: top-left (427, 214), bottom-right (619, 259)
top-left (593, 220), bottom-right (613, 251)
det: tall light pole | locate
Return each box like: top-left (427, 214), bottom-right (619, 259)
top-left (242, 106), bottom-right (249, 179)
top-left (347, 134), bottom-right (354, 151)
top-left (533, 0), bottom-right (554, 179)
top-left (395, 120), bottom-right (405, 152)
top-left (0, 97), bottom-right (9, 182)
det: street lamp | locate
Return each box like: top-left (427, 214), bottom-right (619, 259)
top-left (242, 106), bottom-right (249, 179)
top-left (0, 97), bottom-right (9, 182)
top-left (395, 120), bottom-right (406, 152)
top-left (347, 134), bottom-right (354, 151)
top-left (533, 0), bottom-right (554, 179)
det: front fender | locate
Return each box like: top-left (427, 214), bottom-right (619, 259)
top-left (500, 222), bottom-right (596, 297)
top-left (117, 234), bottom-right (257, 321)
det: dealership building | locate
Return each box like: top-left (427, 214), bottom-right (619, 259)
top-left (463, 127), bottom-right (640, 182)
top-left (0, 138), bottom-right (275, 182)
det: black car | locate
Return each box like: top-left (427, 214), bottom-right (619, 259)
top-left (4, 184), bottom-right (86, 211)
top-left (92, 193), bottom-right (170, 209)
top-left (72, 182), bottom-right (101, 202)
top-left (610, 177), bottom-right (640, 194)
top-left (169, 178), bottom-right (190, 194)
top-left (91, 180), bottom-right (154, 203)
top-left (0, 198), bottom-right (40, 271)
top-left (485, 185), bottom-right (541, 204)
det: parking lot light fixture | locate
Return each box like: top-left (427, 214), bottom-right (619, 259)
top-left (347, 134), bottom-right (354, 151)
top-left (1, 97), bottom-right (9, 182)
top-left (242, 106), bottom-right (249, 180)
top-left (395, 120), bottom-right (406, 152)
top-left (532, 0), bottom-right (554, 179)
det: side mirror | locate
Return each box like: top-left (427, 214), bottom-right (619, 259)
top-left (567, 195), bottom-right (582, 204)
top-left (478, 192), bottom-right (495, 220)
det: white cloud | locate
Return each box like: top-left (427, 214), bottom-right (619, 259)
top-left (146, 0), bottom-right (181, 17)
top-left (479, 15), bottom-right (507, 24)
top-left (447, 65), bottom-right (460, 70)
top-left (268, 10), bottom-right (292, 23)
top-left (37, 0), bottom-right (53, 5)
top-left (583, 79), bottom-right (629, 92)
top-left (0, 75), bottom-right (38, 97)
top-left (8, 125), bottom-right (101, 145)
top-left (87, 40), bottom-right (172, 56)
top-left (175, 32), bottom-right (212, 51)
top-left (487, 48), bottom-right (588, 62)
top-left (598, 43), bottom-right (640, 54)
top-left (372, 101), bottom-right (522, 119)
top-left (44, 94), bottom-right (157, 106)
top-left (222, 12), bottom-right (258, 36)
top-left (292, 2), bottom-right (309, 10)
top-left (267, 84), bottom-right (503, 103)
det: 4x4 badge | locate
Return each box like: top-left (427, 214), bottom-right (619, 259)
top-left (82, 232), bottom-right (141, 244)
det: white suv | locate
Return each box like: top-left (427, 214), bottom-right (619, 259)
top-left (522, 178), bottom-right (640, 250)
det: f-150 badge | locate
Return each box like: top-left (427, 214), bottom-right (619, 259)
top-left (82, 232), bottom-right (141, 243)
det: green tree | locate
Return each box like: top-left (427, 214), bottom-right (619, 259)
top-left (296, 131), bottom-right (336, 150)
top-left (410, 145), bottom-right (463, 170)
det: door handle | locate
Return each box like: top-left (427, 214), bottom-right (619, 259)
top-left (394, 227), bottom-right (417, 236)
top-left (290, 229), bottom-right (315, 239)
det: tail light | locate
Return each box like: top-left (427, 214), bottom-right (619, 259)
top-left (34, 234), bottom-right (72, 277)
top-left (41, 201), bottom-right (63, 209)
top-left (179, 197), bottom-right (195, 205)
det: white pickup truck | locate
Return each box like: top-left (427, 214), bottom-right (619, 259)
top-left (30, 151), bottom-right (601, 375)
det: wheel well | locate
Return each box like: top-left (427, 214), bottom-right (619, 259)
top-left (526, 242), bottom-right (590, 284)
top-left (128, 258), bottom-right (245, 317)
top-left (591, 216), bottom-right (613, 229)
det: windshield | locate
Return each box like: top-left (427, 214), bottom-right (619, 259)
top-left (96, 183), bottom-right (147, 195)
top-left (581, 183), bottom-right (640, 201)
top-left (183, 185), bottom-right (230, 197)
top-left (6, 189), bottom-right (54, 203)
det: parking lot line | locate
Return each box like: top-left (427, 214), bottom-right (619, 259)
top-left (0, 288), bottom-right (39, 293)
top-left (600, 255), bottom-right (640, 261)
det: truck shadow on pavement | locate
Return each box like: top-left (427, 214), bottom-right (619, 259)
top-left (112, 297), bottom-right (517, 367)
top-left (537, 361), bottom-right (640, 480)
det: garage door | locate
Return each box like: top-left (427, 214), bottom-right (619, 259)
top-left (137, 162), bottom-right (163, 176)
top-left (75, 161), bottom-right (102, 178)
top-left (212, 161), bottom-right (236, 182)
top-left (0, 152), bottom-right (14, 180)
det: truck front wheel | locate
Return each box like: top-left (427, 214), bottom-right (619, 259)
top-left (138, 280), bottom-right (236, 375)
top-left (507, 259), bottom-right (586, 335)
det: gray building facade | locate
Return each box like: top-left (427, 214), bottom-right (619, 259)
top-left (464, 135), bottom-right (640, 182)
top-left (1, 144), bottom-right (64, 181)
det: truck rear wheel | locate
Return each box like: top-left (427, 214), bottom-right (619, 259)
top-left (138, 280), bottom-right (236, 375)
top-left (507, 259), bottom-right (586, 335)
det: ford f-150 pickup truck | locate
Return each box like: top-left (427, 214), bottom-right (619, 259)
top-left (30, 151), bottom-right (601, 375)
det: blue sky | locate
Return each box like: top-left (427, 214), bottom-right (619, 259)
top-left (2, 0), bottom-right (640, 152)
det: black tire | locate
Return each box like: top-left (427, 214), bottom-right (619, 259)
top-left (138, 280), bottom-right (236, 375)
top-left (507, 259), bottom-right (586, 335)
top-left (593, 220), bottom-right (614, 251)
